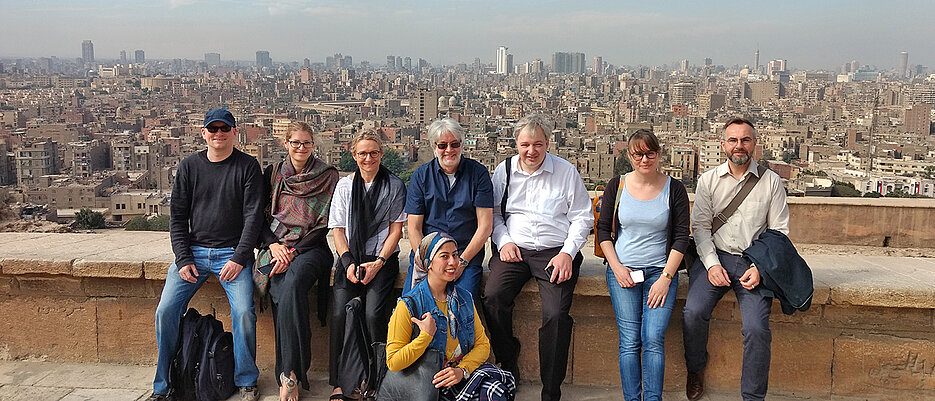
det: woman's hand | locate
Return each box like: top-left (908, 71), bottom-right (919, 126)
top-left (411, 312), bottom-right (436, 337)
top-left (358, 259), bottom-right (383, 285)
top-left (432, 366), bottom-right (466, 388)
top-left (610, 262), bottom-right (635, 288)
top-left (345, 264), bottom-right (359, 283)
top-left (269, 243), bottom-right (294, 275)
top-left (647, 274), bottom-right (672, 308)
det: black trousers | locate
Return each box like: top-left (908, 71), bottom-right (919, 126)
top-left (483, 246), bottom-right (582, 401)
top-left (328, 251), bottom-right (400, 388)
top-left (269, 242), bottom-right (332, 390)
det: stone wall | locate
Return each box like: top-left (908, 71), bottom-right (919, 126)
top-left (1, 232), bottom-right (934, 399)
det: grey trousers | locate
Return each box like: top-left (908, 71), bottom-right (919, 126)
top-left (682, 251), bottom-right (772, 401)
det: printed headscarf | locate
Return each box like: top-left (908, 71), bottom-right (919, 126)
top-left (409, 232), bottom-right (458, 289)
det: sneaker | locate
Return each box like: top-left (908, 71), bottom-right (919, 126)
top-left (240, 386), bottom-right (259, 401)
top-left (145, 394), bottom-right (173, 401)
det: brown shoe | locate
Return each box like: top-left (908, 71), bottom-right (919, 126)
top-left (686, 370), bottom-right (705, 401)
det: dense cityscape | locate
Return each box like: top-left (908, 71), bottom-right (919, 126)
top-left (1, 40), bottom-right (934, 227)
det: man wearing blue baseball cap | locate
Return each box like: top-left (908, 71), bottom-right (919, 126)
top-left (148, 108), bottom-right (264, 401)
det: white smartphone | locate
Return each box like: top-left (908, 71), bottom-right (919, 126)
top-left (629, 270), bottom-right (645, 283)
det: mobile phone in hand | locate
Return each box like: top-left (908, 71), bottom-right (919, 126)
top-left (629, 270), bottom-right (645, 283)
top-left (258, 263), bottom-right (273, 276)
top-left (545, 265), bottom-right (555, 277)
top-left (356, 265), bottom-right (366, 281)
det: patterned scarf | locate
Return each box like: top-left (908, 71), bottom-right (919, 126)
top-left (409, 232), bottom-right (457, 290)
top-left (269, 156), bottom-right (337, 247)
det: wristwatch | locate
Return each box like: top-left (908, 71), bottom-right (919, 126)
top-left (459, 257), bottom-right (468, 266)
top-left (376, 256), bottom-right (386, 264)
top-left (661, 271), bottom-right (674, 280)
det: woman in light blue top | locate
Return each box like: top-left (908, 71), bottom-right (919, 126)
top-left (595, 129), bottom-right (691, 401)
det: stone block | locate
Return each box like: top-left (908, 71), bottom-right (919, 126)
top-left (832, 334), bottom-right (935, 399)
top-left (143, 261), bottom-right (172, 281)
top-left (769, 302), bottom-right (822, 326)
top-left (0, 275), bottom-right (19, 296)
top-left (571, 314), bottom-right (621, 386)
top-left (0, 258), bottom-right (73, 275)
top-left (0, 296), bottom-right (98, 361)
top-left (823, 305), bottom-right (932, 331)
top-left (17, 276), bottom-right (85, 297)
top-left (73, 260), bottom-right (143, 279)
top-left (83, 277), bottom-right (156, 298)
top-left (768, 324), bottom-right (835, 396)
top-left (96, 298), bottom-right (159, 364)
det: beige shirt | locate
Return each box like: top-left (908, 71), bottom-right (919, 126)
top-left (692, 161), bottom-right (790, 270)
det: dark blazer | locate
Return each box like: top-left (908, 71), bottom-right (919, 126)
top-left (595, 174), bottom-right (691, 257)
top-left (743, 229), bottom-right (814, 315)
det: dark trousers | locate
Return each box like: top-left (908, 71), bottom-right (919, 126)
top-left (483, 246), bottom-right (582, 401)
top-left (328, 251), bottom-right (400, 387)
top-left (682, 251), bottom-right (773, 401)
top-left (270, 243), bottom-right (332, 389)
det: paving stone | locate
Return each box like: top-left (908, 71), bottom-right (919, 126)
top-left (61, 388), bottom-right (150, 401)
top-left (0, 360), bottom-right (53, 386)
top-left (0, 385), bottom-right (73, 401)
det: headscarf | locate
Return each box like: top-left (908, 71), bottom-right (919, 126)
top-left (408, 232), bottom-right (457, 289)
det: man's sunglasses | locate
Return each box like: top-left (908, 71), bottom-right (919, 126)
top-left (206, 125), bottom-right (232, 133)
top-left (436, 141), bottom-right (462, 150)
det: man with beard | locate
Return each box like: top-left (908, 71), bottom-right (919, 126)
top-left (682, 117), bottom-right (789, 401)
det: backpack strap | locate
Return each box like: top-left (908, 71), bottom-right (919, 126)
top-left (400, 296), bottom-right (422, 341)
top-left (610, 174), bottom-right (625, 240)
top-left (712, 164), bottom-right (767, 234)
top-left (500, 156), bottom-right (512, 222)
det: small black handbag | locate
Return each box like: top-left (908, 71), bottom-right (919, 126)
top-left (374, 343), bottom-right (443, 401)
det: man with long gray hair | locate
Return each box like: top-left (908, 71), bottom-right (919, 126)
top-left (404, 117), bottom-right (493, 295)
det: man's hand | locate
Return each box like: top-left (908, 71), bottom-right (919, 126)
top-left (346, 264), bottom-right (359, 284)
top-left (178, 264), bottom-right (198, 283)
top-left (218, 260), bottom-right (244, 282)
top-left (739, 264), bottom-right (760, 290)
top-left (707, 264), bottom-right (731, 287)
top-left (499, 242), bottom-right (522, 263)
top-left (547, 252), bottom-right (574, 284)
top-left (411, 312), bottom-right (436, 337)
top-left (432, 366), bottom-right (466, 388)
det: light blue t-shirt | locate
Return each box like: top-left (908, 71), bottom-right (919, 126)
top-left (614, 175), bottom-right (671, 269)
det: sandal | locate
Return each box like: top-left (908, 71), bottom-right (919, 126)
top-left (280, 372), bottom-right (297, 401)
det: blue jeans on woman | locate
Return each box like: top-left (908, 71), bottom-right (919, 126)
top-left (152, 246), bottom-right (258, 395)
top-left (606, 266), bottom-right (678, 401)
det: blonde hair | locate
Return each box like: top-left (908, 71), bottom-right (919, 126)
top-left (285, 121), bottom-right (315, 143)
top-left (350, 129), bottom-right (385, 153)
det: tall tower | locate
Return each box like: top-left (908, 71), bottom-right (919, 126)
top-left (134, 50), bottom-right (145, 63)
top-left (594, 56), bottom-right (603, 74)
top-left (256, 51), bottom-right (272, 68)
top-left (754, 48), bottom-right (760, 73)
top-left (81, 40), bottom-right (94, 63)
top-left (497, 46), bottom-right (509, 74)
top-left (899, 51), bottom-right (909, 79)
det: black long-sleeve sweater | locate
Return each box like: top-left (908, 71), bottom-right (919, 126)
top-left (169, 148), bottom-right (264, 268)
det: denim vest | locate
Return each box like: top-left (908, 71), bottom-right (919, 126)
top-left (404, 279), bottom-right (476, 356)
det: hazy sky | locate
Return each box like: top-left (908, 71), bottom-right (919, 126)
top-left (2, 0), bottom-right (933, 71)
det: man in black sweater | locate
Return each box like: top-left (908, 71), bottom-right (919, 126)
top-left (148, 109), bottom-right (264, 401)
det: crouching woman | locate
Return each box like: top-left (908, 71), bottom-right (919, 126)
top-left (385, 232), bottom-right (516, 401)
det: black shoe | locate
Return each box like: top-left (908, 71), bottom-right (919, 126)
top-left (686, 370), bottom-right (705, 401)
top-left (500, 360), bottom-right (520, 383)
top-left (145, 394), bottom-right (174, 401)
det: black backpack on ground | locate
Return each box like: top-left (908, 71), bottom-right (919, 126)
top-left (338, 297), bottom-right (381, 400)
top-left (169, 308), bottom-right (237, 401)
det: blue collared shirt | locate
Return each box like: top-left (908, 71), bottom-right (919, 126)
top-left (406, 156), bottom-right (494, 264)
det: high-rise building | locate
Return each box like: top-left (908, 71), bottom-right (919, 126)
top-left (386, 55), bottom-right (395, 71)
top-left (754, 48), bottom-right (760, 72)
top-left (256, 51), bottom-right (272, 68)
top-left (768, 59), bottom-right (787, 74)
top-left (551, 52), bottom-right (586, 74)
top-left (899, 51), bottom-right (909, 79)
top-left (497, 46), bottom-right (509, 74)
top-left (671, 82), bottom-right (696, 105)
top-left (119, 50), bottom-right (127, 64)
top-left (680, 59), bottom-right (690, 74)
top-left (905, 103), bottom-right (931, 136)
top-left (594, 56), bottom-right (603, 74)
top-left (81, 40), bottom-right (94, 63)
top-left (205, 53), bottom-right (221, 66)
top-left (303, 58), bottom-right (310, 68)
top-left (410, 88), bottom-right (439, 127)
top-left (404, 57), bottom-right (412, 71)
top-left (397, 56), bottom-right (403, 71)
top-left (134, 50), bottom-right (145, 63)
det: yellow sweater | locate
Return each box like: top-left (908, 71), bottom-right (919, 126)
top-left (385, 298), bottom-right (490, 374)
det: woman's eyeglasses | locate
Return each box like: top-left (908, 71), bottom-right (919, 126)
top-left (436, 141), bottom-right (462, 150)
top-left (206, 125), bottom-right (232, 133)
top-left (629, 151), bottom-right (658, 160)
top-left (355, 150), bottom-right (382, 159)
top-left (287, 140), bottom-right (313, 149)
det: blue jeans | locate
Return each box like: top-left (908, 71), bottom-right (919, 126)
top-left (606, 266), bottom-right (678, 401)
top-left (403, 250), bottom-right (482, 296)
top-left (153, 246), bottom-right (258, 395)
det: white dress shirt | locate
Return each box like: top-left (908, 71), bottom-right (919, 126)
top-left (492, 153), bottom-right (594, 257)
top-left (692, 161), bottom-right (790, 270)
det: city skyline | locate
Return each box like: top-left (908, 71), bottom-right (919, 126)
top-left (1, 0), bottom-right (934, 71)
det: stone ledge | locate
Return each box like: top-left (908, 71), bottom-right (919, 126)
top-left (72, 260), bottom-right (143, 279)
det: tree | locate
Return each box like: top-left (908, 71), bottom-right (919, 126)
top-left (74, 208), bottom-right (105, 229)
top-left (149, 215), bottom-right (170, 231)
top-left (862, 191), bottom-right (883, 198)
top-left (381, 148), bottom-right (408, 176)
top-left (614, 156), bottom-right (632, 176)
top-left (125, 216), bottom-right (150, 231)
top-left (830, 181), bottom-right (860, 197)
top-left (338, 151), bottom-right (356, 172)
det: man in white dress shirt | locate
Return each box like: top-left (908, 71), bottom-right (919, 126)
top-left (683, 117), bottom-right (790, 401)
top-left (482, 113), bottom-right (593, 401)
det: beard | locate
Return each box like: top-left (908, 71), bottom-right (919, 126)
top-left (728, 151), bottom-right (750, 165)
